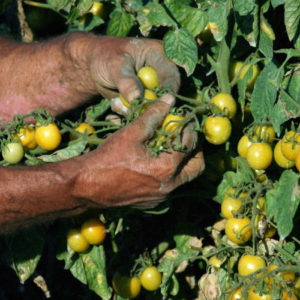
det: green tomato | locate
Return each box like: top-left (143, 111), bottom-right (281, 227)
top-left (140, 266), bottom-right (162, 291)
top-left (2, 142), bottom-right (24, 164)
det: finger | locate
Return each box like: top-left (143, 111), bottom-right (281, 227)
top-left (126, 94), bottom-right (175, 143)
top-left (112, 54), bottom-right (144, 103)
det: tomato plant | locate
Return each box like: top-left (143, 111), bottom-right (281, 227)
top-left (13, 125), bottom-right (37, 150)
top-left (69, 122), bottom-right (96, 140)
top-left (1, 0), bottom-right (299, 299)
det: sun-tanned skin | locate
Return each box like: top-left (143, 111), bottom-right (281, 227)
top-left (0, 32), bottom-right (205, 233)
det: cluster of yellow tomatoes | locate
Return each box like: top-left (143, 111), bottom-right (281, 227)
top-left (1, 120), bottom-right (96, 165)
top-left (238, 125), bottom-right (300, 172)
top-left (112, 265), bottom-right (162, 299)
top-left (67, 218), bottom-right (107, 253)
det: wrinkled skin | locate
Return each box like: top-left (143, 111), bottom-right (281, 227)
top-left (0, 33), bottom-right (204, 233)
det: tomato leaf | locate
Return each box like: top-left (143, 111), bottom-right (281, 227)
top-left (250, 60), bottom-right (284, 133)
top-left (37, 140), bottom-right (87, 163)
top-left (81, 15), bottom-right (105, 31)
top-left (259, 21), bottom-right (273, 58)
top-left (164, 0), bottom-right (208, 37)
top-left (163, 28), bottom-right (198, 76)
top-left (271, 0), bottom-right (284, 9)
top-left (85, 99), bottom-right (110, 122)
top-left (9, 226), bottom-right (45, 284)
top-left (266, 170), bottom-right (300, 240)
top-left (232, 0), bottom-right (255, 16)
top-left (106, 6), bottom-right (135, 37)
top-left (81, 246), bottom-right (111, 300)
top-left (284, 0), bottom-right (300, 49)
top-left (46, 0), bottom-right (72, 12)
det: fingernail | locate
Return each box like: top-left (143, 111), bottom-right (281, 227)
top-left (160, 94), bottom-right (175, 106)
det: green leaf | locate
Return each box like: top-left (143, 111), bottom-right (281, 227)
top-left (232, 0), bottom-right (255, 16)
top-left (271, 0), bottom-right (284, 9)
top-left (106, 6), bottom-right (135, 37)
top-left (259, 26), bottom-right (273, 58)
top-left (38, 140), bottom-right (87, 163)
top-left (85, 99), bottom-right (110, 122)
top-left (10, 226), bottom-right (45, 284)
top-left (266, 170), bottom-right (300, 239)
top-left (145, 2), bottom-right (177, 29)
top-left (163, 28), bottom-right (198, 76)
top-left (47, 0), bottom-right (72, 11)
top-left (76, 0), bottom-right (94, 13)
top-left (164, 0), bottom-right (208, 37)
top-left (81, 15), bottom-right (105, 31)
top-left (284, 0), bottom-right (300, 48)
top-left (250, 60), bottom-right (283, 124)
top-left (207, 0), bottom-right (229, 42)
top-left (280, 69), bottom-right (300, 119)
top-left (81, 246), bottom-right (111, 299)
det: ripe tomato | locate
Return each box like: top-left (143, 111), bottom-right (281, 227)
top-left (120, 89), bottom-right (157, 111)
top-left (238, 255), bottom-right (266, 276)
top-left (161, 114), bottom-right (184, 138)
top-left (221, 197), bottom-right (243, 219)
top-left (274, 140), bottom-right (295, 169)
top-left (248, 286), bottom-right (271, 300)
top-left (254, 125), bottom-right (276, 143)
top-left (70, 123), bottom-right (96, 140)
top-left (67, 229), bottom-right (89, 253)
top-left (140, 266), bottom-right (162, 291)
top-left (225, 217), bottom-right (252, 244)
top-left (89, 1), bottom-right (107, 19)
top-left (35, 122), bottom-right (61, 151)
top-left (137, 66), bottom-right (160, 91)
top-left (237, 135), bottom-right (255, 158)
top-left (210, 93), bottom-right (237, 119)
top-left (112, 274), bottom-right (141, 299)
top-left (204, 116), bottom-right (232, 145)
top-left (229, 61), bottom-right (260, 91)
top-left (2, 142), bottom-right (24, 164)
top-left (265, 264), bottom-right (296, 288)
top-left (281, 131), bottom-right (300, 161)
top-left (13, 125), bottom-right (37, 150)
top-left (81, 218), bottom-right (106, 245)
top-left (208, 255), bottom-right (223, 270)
top-left (246, 142), bottom-right (273, 170)
top-left (229, 287), bottom-right (243, 300)
top-left (282, 291), bottom-right (298, 300)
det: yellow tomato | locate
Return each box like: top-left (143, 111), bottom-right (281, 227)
top-left (225, 217), bottom-right (252, 244)
top-left (35, 122), bottom-right (61, 151)
top-left (229, 287), bottom-right (243, 300)
top-left (13, 125), bottom-right (37, 150)
top-left (274, 140), bottom-right (295, 169)
top-left (67, 229), bottom-right (89, 253)
top-left (254, 125), bottom-right (276, 143)
top-left (204, 116), bottom-right (232, 145)
top-left (112, 274), bottom-right (141, 299)
top-left (81, 218), bottom-right (106, 245)
top-left (281, 131), bottom-right (300, 161)
top-left (246, 142), bottom-right (273, 170)
top-left (296, 152), bottom-right (300, 172)
top-left (137, 66), bottom-right (160, 91)
top-left (238, 255), bottom-right (266, 276)
top-left (89, 1), bottom-right (107, 19)
top-left (237, 135), bottom-right (254, 158)
top-left (210, 93), bottom-right (237, 119)
top-left (248, 286), bottom-right (271, 300)
top-left (69, 123), bottom-right (96, 140)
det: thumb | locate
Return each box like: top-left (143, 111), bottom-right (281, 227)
top-left (127, 94), bottom-right (175, 143)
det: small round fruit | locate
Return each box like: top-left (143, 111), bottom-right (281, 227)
top-left (204, 116), bottom-right (232, 145)
top-left (70, 123), bottom-right (96, 140)
top-left (246, 142), bottom-right (273, 170)
top-left (283, 291), bottom-right (298, 300)
top-left (81, 218), bottom-right (106, 245)
top-left (208, 255), bottom-right (223, 270)
top-left (140, 266), bottom-right (162, 291)
top-left (13, 125), bottom-right (37, 150)
top-left (230, 61), bottom-right (260, 91)
top-left (113, 274), bottom-right (141, 299)
top-left (248, 286), bottom-right (271, 300)
top-left (221, 197), bottom-right (243, 219)
top-left (281, 131), bottom-right (300, 161)
top-left (2, 142), bottom-right (24, 164)
top-left (210, 93), bottom-right (237, 119)
top-left (89, 1), bottom-right (107, 19)
top-left (238, 255), bottom-right (266, 276)
top-left (238, 135), bottom-right (254, 158)
top-left (296, 152), bottom-right (300, 172)
top-left (35, 122), bottom-right (61, 151)
top-left (229, 287), bottom-right (243, 300)
top-left (161, 114), bottom-right (184, 138)
top-left (274, 140), bottom-right (295, 169)
top-left (67, 229), bottom-right (89, 253)
top-left (137, 66), bottom-right (159, 91)
top-left (225, 217), bottom-right (252, 244)
top-left (254, 125), bottom-right (276, 143)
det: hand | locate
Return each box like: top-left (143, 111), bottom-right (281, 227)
top-left (82, 35), bottom-right (180, 107)
top-left (72, 94), bottom-right (205, 209)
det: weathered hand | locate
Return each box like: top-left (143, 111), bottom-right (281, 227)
top-left (72, 94), bottom-right (205, 209)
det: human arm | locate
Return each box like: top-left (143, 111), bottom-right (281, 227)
top-left (0, 95), bottom-right (205, 233)
top-left (0, 32), bottom-right (180, 124)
